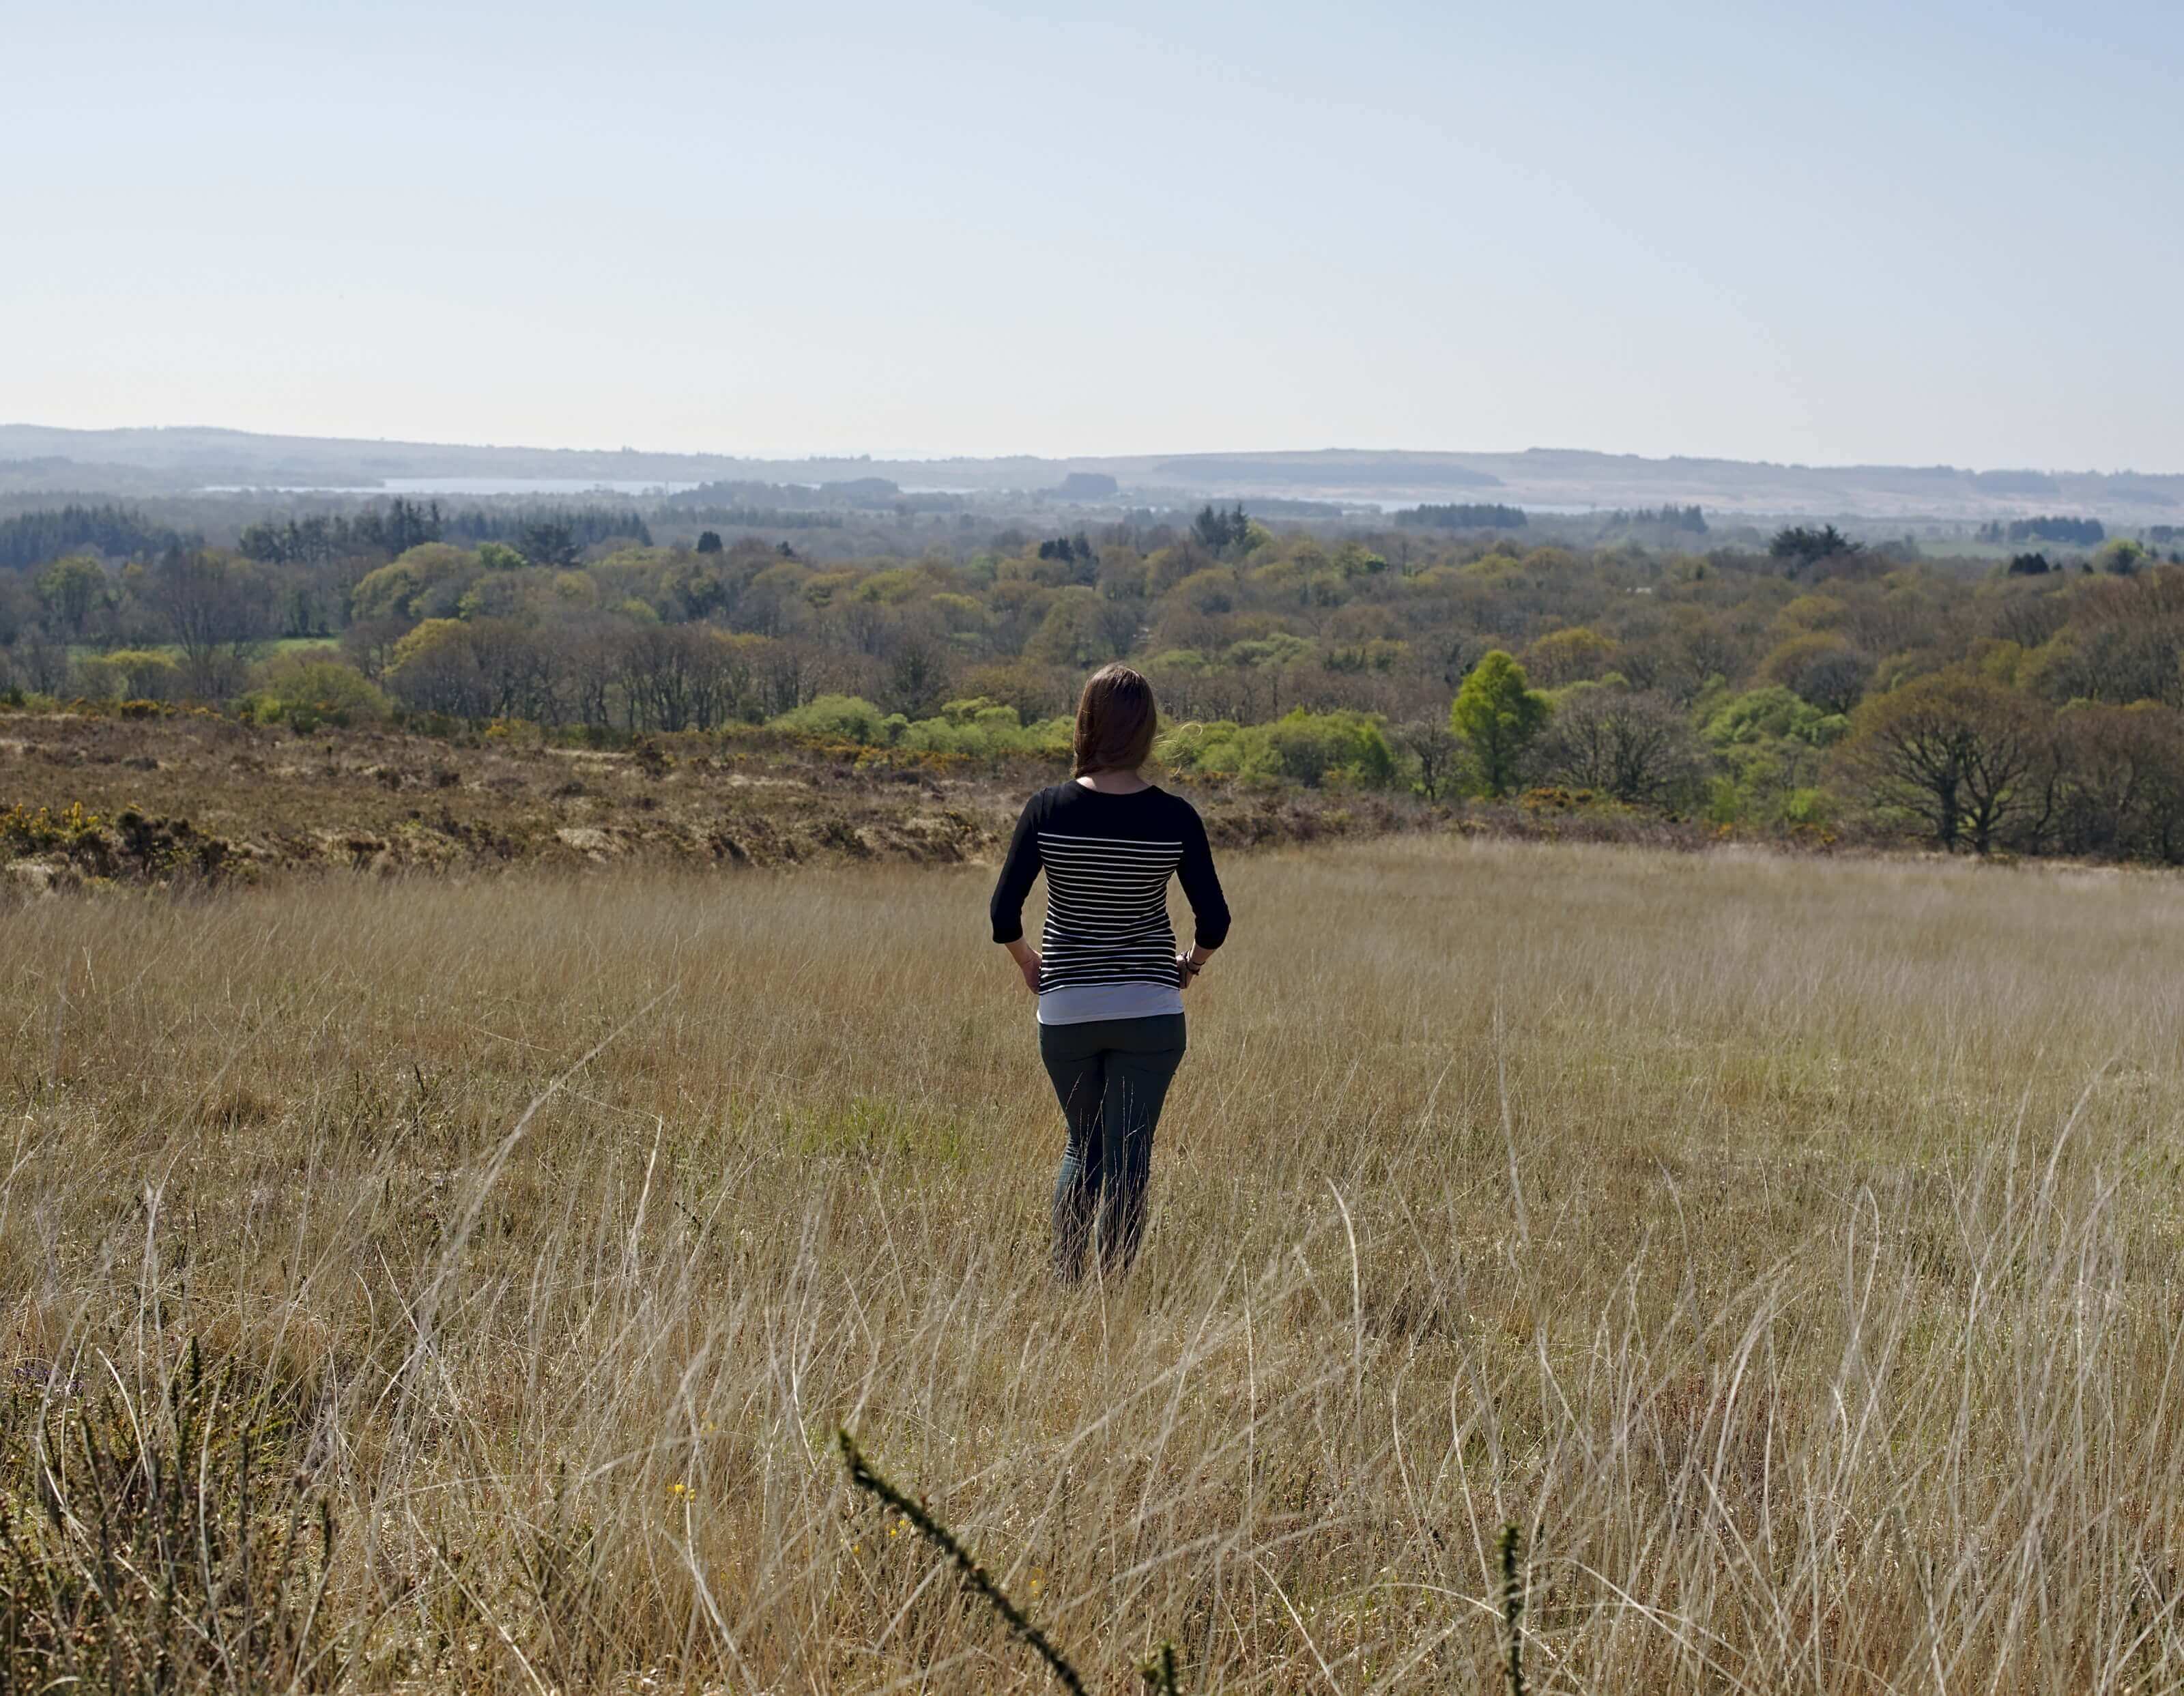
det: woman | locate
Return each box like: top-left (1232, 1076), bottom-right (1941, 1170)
top-left (990, 663), bottom-right (1231, 1282)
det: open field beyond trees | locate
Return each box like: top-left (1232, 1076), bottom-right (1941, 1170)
top-left (7, 839), bottom-right (2184, 1692)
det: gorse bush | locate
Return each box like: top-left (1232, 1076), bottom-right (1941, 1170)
top-left (0, 801), bottom-right (103, 855)
top-left (0, 1340), bottom-right (339, 1693)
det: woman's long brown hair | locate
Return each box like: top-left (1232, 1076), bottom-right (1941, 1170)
top-left (1072, 663), bottom-right (1158, 777)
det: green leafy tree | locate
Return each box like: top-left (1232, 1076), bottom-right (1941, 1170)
top-left (1450, 650), bottom-right (1549, 797)
top-left (2095, 538), bottom-right (2150, 576)
top-left (37, 554), bottom-right (109, 638)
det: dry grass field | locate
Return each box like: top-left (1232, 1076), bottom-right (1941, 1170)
top-left (6, 837), bottom-right (2184, 1692)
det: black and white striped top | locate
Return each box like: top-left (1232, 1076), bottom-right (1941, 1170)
top-left (990, 783), bottom-right (1231, 1024)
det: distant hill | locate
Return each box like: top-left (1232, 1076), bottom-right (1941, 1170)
top-left (3, 424), bottom-right (2181, 520)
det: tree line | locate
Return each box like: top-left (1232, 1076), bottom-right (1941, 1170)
top-left (12, 504), bottom-right (2184, 859)
top-left (1394, 503), bottom-right (1529, 530)
top-left (238, 500), bottom-right (648, 566)
top-left (0, 504), bottom-right (193, 571)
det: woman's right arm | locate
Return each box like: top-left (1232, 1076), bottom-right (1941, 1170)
top-left (990, 795), bottom-right (1045, 993)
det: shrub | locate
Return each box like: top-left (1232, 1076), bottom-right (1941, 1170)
top-left (241, 652), bottom-right (392, 728)
top-left (0, 801), bottom-right (104, 856)
top-left (73, 648), bottom-right (184, 702)
top-left (1160, 708), bottom-right (1396, 788)
top-left (895, 702), bottom-right (1072, 761)
top-left (771, 695), bottom-right (892, 744)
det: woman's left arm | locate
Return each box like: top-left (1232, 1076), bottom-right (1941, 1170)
top-left (1177, 806), bottom-right (1230, 980)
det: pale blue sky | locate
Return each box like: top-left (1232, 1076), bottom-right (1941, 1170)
top-left (5, 1), bottom-right (2179, 468)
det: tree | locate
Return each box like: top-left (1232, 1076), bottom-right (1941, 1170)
top-left (882, 636), bottom-right (950, 719)
top-left (2023, 568), bottom-right (2184, 708)
top-left (1519, 626), bottom-right (1618, 687)
top-left (1768, 525), bottom-right (1860, 571)
top-left (38, 554), bottom-right (112, 639)
top-left (385, 619), bottom-right (491, 719)
top-left (1532, 687), bottom-right (1708, 807)
top-left (2095, 538), bottom-right (2150, 576)
top-left (1391, 718), bottom-right (1463, 800)
top-left (1761, 633), bottom-right (1871, 715)
top-left (1841, 669), bottom-right (2043, 852)
top-left (153, 549), bottom-right (268, 695)
top-left (1026, 587), bottom-right (1127, 668)
top-left (695, 530), bottom-right (724, 555)
top-left (2030, 702), bottom-right (2184, 861)
top-left (1450, 650), bottom-right (1549, 797)
top-left (517, 519), bottom-right (581, 569)
top-left (1190, 503), bottom-right (1250, 555)
top-left (349, 543), bottom-right (473, 624)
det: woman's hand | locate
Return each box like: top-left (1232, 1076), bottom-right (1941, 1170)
top-left (1177, 946), bottom-right (1211, 991)
top-left (1005, 940), bottom-right (1042, 994)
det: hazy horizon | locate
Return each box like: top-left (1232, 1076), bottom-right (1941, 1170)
top-left (12, 420), bottom-right (2184, 480)
top-left (7, 1), bottom-right (2181, 470)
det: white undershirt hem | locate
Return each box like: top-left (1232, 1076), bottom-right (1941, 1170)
top-left (1036, 981), bottom-right (1185, 1026)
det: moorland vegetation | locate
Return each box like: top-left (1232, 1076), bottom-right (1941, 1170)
top-left (5, 839), bottom-right (2183, 1691)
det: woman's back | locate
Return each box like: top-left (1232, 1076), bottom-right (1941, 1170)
top-left (996, 784), bottom-right (1224, 1005)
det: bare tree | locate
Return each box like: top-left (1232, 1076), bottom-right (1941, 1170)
top-left (154, 549), bottom-right (268, 696)
top-left (1531, 688), bottom-right (1709, 807)
top-left (1391, 719), bottom-right (1463, 800)
top-left (1840, 669), bottom-right (2044, 852)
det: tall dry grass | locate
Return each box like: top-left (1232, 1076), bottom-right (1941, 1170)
top-left (5, 838), bottom-right (2184, 1691)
